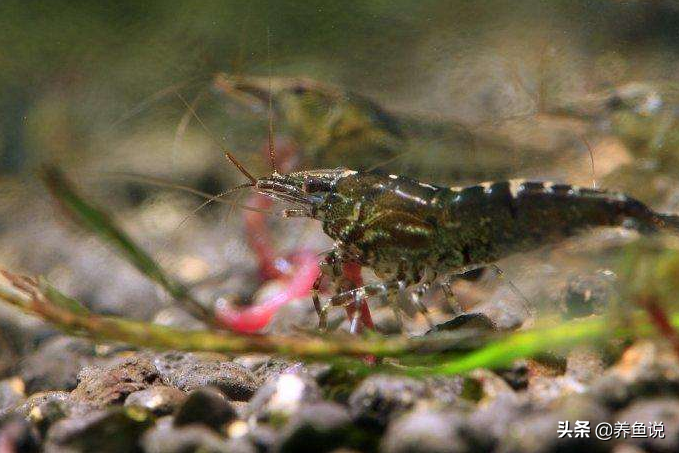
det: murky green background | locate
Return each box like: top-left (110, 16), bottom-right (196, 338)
top-left (3, 0), bottom-right (679, 175)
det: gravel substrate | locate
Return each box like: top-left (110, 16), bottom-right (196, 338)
top-left (1, 334), bottom-right (679, 452)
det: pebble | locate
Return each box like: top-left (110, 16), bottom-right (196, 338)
top-left (613, 446), bottom-right (647, 453)
top-left (16, 391), bottom-right (70, 419)
top-left (527, 374), bottom-right (588, 408)
top-left (247, 372), bottom-right (323, 423)
top-left (500, 395), bottom-right (610, 453)
top-left (423, 376), bottom-right (469, 406)
top-left (0, 415), bottom-right (40, 453)
top-left (233, 355), bottom-right (299, 382)
top-left (142, 416), bottom-right (252, 453)
top-left (44, 406), bottom-right (153, 453)
top-left (470, 369), bottom-right (519, 403)
top-left (0, 377), bottom-right (25, 416)
top-left (152, 352), bottom-right (260, 401)
top-left (277, 402), bottom-right (357, 453)
top-left (348, 375), bottom-right (428, 430)
top-left (174, 387), bottom-right (238, 431)
top-left (246, 424), bottom-right (280, 452)
top-left (381, 407), bottom-right (470, 453)
top-left (17, 391), bottom-right (80, 435)
top-left (591, 341), bottom-right (679, 410)
top-left (615, 398), bottom-right (679, 453)
top-left (497, 360), bottom-right (530, 391)
top-left (565, 347), bottom-right (606, 383)
top-left (19, 336), bottom-right (96, 393)
top-left (428, 312), bottom-right (497, 334)
top-left (70, 355), bottom-right (162, 407)
top-left (124, 385), bottom-right (187, 416)
top-left (466, 391), bottom-right (526, 447)
top-left (0, 302), bottom-right (53, 362)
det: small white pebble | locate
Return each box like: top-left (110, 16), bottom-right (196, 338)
top-left (227, 420), bottom-right (249, 438)
top-left (269, 374), bottom-right (306, 414)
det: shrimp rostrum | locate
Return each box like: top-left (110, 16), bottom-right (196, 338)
top-left (249, 166), bottom-right (679, 332)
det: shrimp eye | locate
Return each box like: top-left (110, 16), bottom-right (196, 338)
top-left (292, 86), bottom-right (307, 95)
top-left (607, 95), bottom-right (624, 110)
top-left (303, 177), bottom-right (332, 193)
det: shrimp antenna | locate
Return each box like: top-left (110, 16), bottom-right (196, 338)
top-left (148, 181), bottom-right (280, 273)
top-left (175, 92), bottom-right (257, 185)
top-left (579, 135), bottom-right (597, 189)
top-left (266, 25), bottom-right (278, 174)
top-left (108, 77), bottom-right (207, 132)
top-left (171, 183), bottom-right (281, 236)
top-left (173, 89), bottom-right (209, 169)
top-left (103, 171), bottom-right (256, 206)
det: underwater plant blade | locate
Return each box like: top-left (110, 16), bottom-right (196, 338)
top-left (41, 165), bottom-right (213, 324)
top-left (39, 277), bottom-right (90, 315)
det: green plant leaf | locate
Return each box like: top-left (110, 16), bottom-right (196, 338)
top-left (41, 165), bottom-right (214, 325)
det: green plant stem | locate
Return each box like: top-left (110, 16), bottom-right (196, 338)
top-left (1, 271), bottom-right (676, 374)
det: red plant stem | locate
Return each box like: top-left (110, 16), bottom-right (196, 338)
top-left (215, 250), bottom-right (319, 333)
top-left (638, 295), bottom-right (679, 360)
top-left (243, 139), bottom-right (300, 281)
top-left (243, 195), bottom-right (285, 281)
top-left (342, 262), bottom-right (375, 332)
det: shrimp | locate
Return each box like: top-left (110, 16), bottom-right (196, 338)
top-left (245, 168), bottom-right (679, 332)
top-left (212, 73), bottom-right (582, 184)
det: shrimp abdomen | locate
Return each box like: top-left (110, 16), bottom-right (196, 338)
top-left (440, 180), bottom-right (669, 267)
